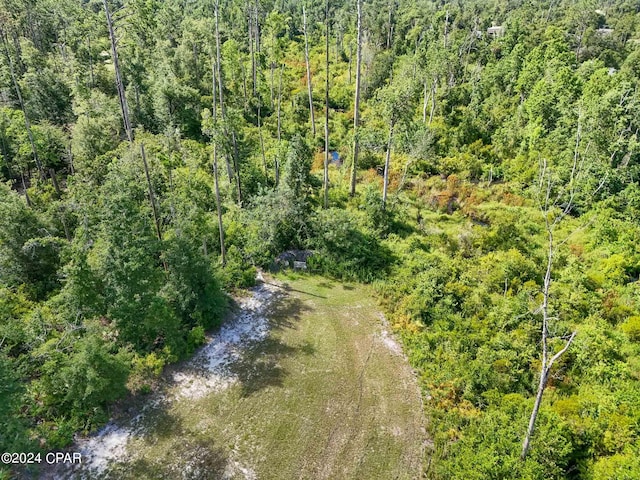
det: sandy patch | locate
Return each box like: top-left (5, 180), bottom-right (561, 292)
top-left (44, 278), bottom-right (280, 480)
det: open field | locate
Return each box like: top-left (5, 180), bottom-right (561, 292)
top-left (41, 273), bottom-right (425, 479)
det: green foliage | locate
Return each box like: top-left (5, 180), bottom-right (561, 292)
top-left (308, 208), bottom-right (394, 282)
top-left (1, 0), bottom-right (640, 476)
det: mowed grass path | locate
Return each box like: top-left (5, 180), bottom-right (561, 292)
top-left (111, 273), bottom-right (425, 479)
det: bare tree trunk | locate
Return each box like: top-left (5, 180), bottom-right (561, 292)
top-left (386, 0), bottom-right (394, 50)
top-left (522, 347), bottom-right (549, 458)
top-left (350, 0), bottom-right (363, 196)
top-left (1, 30), bottom-right (45, 180)
top-left (303, 5), bottom-right (316, 137)
top-left (429, 78), bottom-right (436, 125)
top-left (211, 57), bottom-right (226, 265)
top-left (348, 42), bottom-right (352, 84)
top-left (382, 120), bottom-right (394, 209)
top-left (68, 142), bottom-right (75, 175)
top-left (258, 104), bottom-right (267, 177)
top-left (323, 0), bottom-right (330, 209)
top-left (193, 42), bottom-right (200, 84)
top-left (60, 206), bottom-right (71, 242)
top-left (49, 168), bottom-right (61, 196)
top-left (214, 2), bottom-right (243, 205)
top-left (87, 35), bottom-right (95, 88)
top-left (254, 0), bottom-right (260, 54)
top-left (104, 0), bottom-right (163, 247)
top-left (214, 2), bottom-right (235, 186)
top-left (277, 63), bottom-right (283, 142)
top-left (140, 143), bottom-right (163, 244)
top-left (103, 1), bottom-right (133, 142)
top-left (422, 80), bottom-right (429, 123)
top-left (21, 171), bottom-right (31, 207)
top-left (444, 9), bottom-right (449, 48)
top-left (521, 159), bottom-right (577, 459)
top-left (240, 58), bottom-right (248, 110)
top-left (270, 63), bottom-right (275, 108)
top-left (249, 5), bottom-right (256, 97)
top-left (213, 144), bottom-right (226, 265)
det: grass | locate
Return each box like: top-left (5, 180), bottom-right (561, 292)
top-left (106, 273), bottom-right (425, 479)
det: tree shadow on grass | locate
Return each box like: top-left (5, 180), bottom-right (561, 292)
top-left (267, 281), bottom-right (328, 299)
top-left (266, 292), bottom-right (313, 330)
top-left (231, 293), bottom-right (316, 398)
top-left (110, 435), bottom-right (228, 480)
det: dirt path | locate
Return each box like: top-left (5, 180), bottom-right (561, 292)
top-left (40, 273), bottom-right (425, 479)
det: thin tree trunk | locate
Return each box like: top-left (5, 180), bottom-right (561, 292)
top-left (103, 0), bottom-right (133, 142)
top-left (323, 0), bottom-right (330, 209)
top-left (521, 168), bottom-right (577, 459)
top-left (277, 63), bottom-right (283, 142)
top-left (444, 10), bottom-right (449, 48)
top-left (211, 56), bottom-right (226, 265)
top-left (350, 0), bottom-right (363, 196)
top-left (231, 130), bottom-right (243, 205)
top-left (270, 63), bottom-right (275, 108)
top-left (104, 0), bottom-right (163, 248)
top-left (1, 30), bottom-right (45, 180)
top-left (49, 168), bottom-right (61, 196)
top-left (68, 142), bottom-right (75, 175)
top-left (140, 143), bottom-right (163, 243)
top-left (193, 42), bottom-right (200, 84)
top-left (213, 144), bottom-right (226, 265)
top-left (303, 5), bottom-right (316, 137)
top-left (87, 35), bottom-right (95, 88)
top-left (423, 80), bottom-right (429, 123)
top-left (249, 5), bottom-right (256, 97)
top-left (240, 58), bottom-right (248, 110)
top-left (254, 0), bottom-right (260, 54)
top-left (382, 120), bottom-right (394, 209)
top-left (348, 42), bottom-right (352, 84)
top-left (21, 171), bottom-right (31, 207)
top-left (429, 78), bottom-right (436, 125)
top-left (386, 0), bottom-right (394, 49)
top-left (522, 364), bottom-right (547, 458)
top-left (214, 2), bottom-right (235, 186)
top-left (258, 104), bottom-right (267, 177)
top-left (60, 207), bottom-right (71, 242)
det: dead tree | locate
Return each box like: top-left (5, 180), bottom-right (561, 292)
top-left (211, 59), bottom-right (226, 265)
top-left (214, 0), bottom-right (243, 206)
top-left (382, 119), bottom-right (395, 209)
top-left (349, 0), bottom-right (363, 196)
top-left (1, 29), bottom-right (45, 181)
top-left (103, 0), bottom-right (162, 246)
top-left (521, 119), bottom-right (598, 458)
top-left (323, 0), bottom-right (330, 209)
top-left (303, 4), bottom-right (316, 137)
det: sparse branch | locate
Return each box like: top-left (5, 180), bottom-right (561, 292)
top-left (548, 331), bottom-right (577, 370)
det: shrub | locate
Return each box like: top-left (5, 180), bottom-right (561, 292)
top-left (621, 316), bottom-right (640, 342)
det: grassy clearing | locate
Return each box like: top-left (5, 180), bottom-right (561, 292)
top-left (79, 273), bottom-right (425, 479)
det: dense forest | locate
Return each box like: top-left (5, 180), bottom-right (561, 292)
top-left (1, 0), bottom-right (640, 477)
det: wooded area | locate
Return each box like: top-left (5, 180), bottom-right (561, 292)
top-left (1, 0), bottom-right (640, 478)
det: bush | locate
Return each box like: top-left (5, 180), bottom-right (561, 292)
top-left (127, 352), bottom-right (166, 394)
top-left (621, 316), bottom-right (640, 342)
top-left (308, 208), bottom-right (395, 282)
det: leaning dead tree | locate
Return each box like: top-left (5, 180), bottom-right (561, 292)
top-left (521, 119), bottom-right (602, 459)
top-left (520, 164), bottom-right (576, 458)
